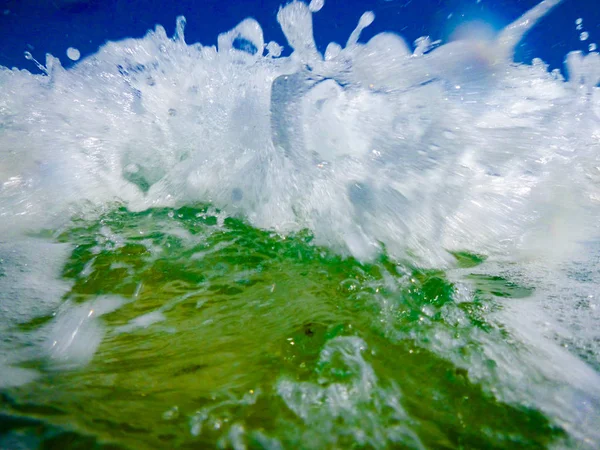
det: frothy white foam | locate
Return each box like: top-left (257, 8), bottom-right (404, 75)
top-left (115, 310), bottom-right (166, 333)
top-left (0, 239), bottom-right (73, 385)
top-left (277, 336), bottom-right (423, 448)
top-left (1, 0), bottom-right (593, 266)
top-left (46, 296), bottom-right (125, 367)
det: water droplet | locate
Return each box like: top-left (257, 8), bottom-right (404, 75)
top-left (576, 18), bottom-right (583, 25)
top-left (308, 0), bottom-right (324, 13)
top-left (173, 16), bottom-right (186, 43)
top-left (359, 11), bottom-right (375, 28)
top-left (66, 47), bottom-right (80, 61)
top-left (590, 43), bottom-right (597, 52)
top-left (576, 24), bottom-right (583, 31)
top-left (580, 31), bottom-right (589, 42)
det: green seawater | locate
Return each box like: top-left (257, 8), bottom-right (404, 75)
top-left (0, 206), bottom-right (564, 449)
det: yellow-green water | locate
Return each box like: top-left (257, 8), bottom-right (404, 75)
top-left (0, 206), bottom-right (563, 448)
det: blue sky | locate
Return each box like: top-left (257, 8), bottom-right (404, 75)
top-left (0, 0), bottom-right (598, 74)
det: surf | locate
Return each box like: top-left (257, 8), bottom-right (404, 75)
top-left (1, 0), bottom-right (599, 447)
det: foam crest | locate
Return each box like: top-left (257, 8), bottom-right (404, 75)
top-left (567, 50), bottom-right (600, 90)
top-left (218, 18), bottom-right (264, 59)
top-left (496, 0), bottom-right (563, 62)
top-left (277, 1), bottom-right (319, 60)
top-left (346, 12), bottom-right (375, 48)
top-left (1, 0), bottom-right (597, 265)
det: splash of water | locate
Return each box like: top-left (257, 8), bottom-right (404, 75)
top-left (1, 0), bottom-right (600, 447)
top-left (2, 0), bottom-right (597, 264)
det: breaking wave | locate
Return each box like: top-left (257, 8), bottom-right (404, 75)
top-left (1, 0), bottom-right (600, 447)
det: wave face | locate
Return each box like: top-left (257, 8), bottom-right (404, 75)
top-left (1, 0), bottom-right (600, 448)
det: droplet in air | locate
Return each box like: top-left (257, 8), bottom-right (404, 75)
top-left (589, 43), bottom-right (597, 52)
top-left (575, 18), bottom-right (583, 25)
top-left (346, 11), bottom-right (375, 47)
top-left (359, 11), bottom-right (375, 28)
top-left (173, 16), bottom-right (187, 43)
top-left (308, 0), bottom-right (324, 13)
top-left (67, 47), bottom-right (81, 61)
top-left (580, 32), bottom-right (589, 42)
top-left (23, 51), bottom-right (48, 73)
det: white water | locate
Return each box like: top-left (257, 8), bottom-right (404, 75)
top-left (1, 0), bottom-right (597, 264)
top-left (1, 0), bottom-right (600, 446)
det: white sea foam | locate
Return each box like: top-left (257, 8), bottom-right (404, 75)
top-left (1, 0), bottom-right (596, 266)
top-left (277, 336), bottom-right (423, 448)
top-left (45, 295), bottom-right (125, 367)
top-left (115, 309), bottom-right (166, 333)
top-left (0, 239), bottom-right (73, 386)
